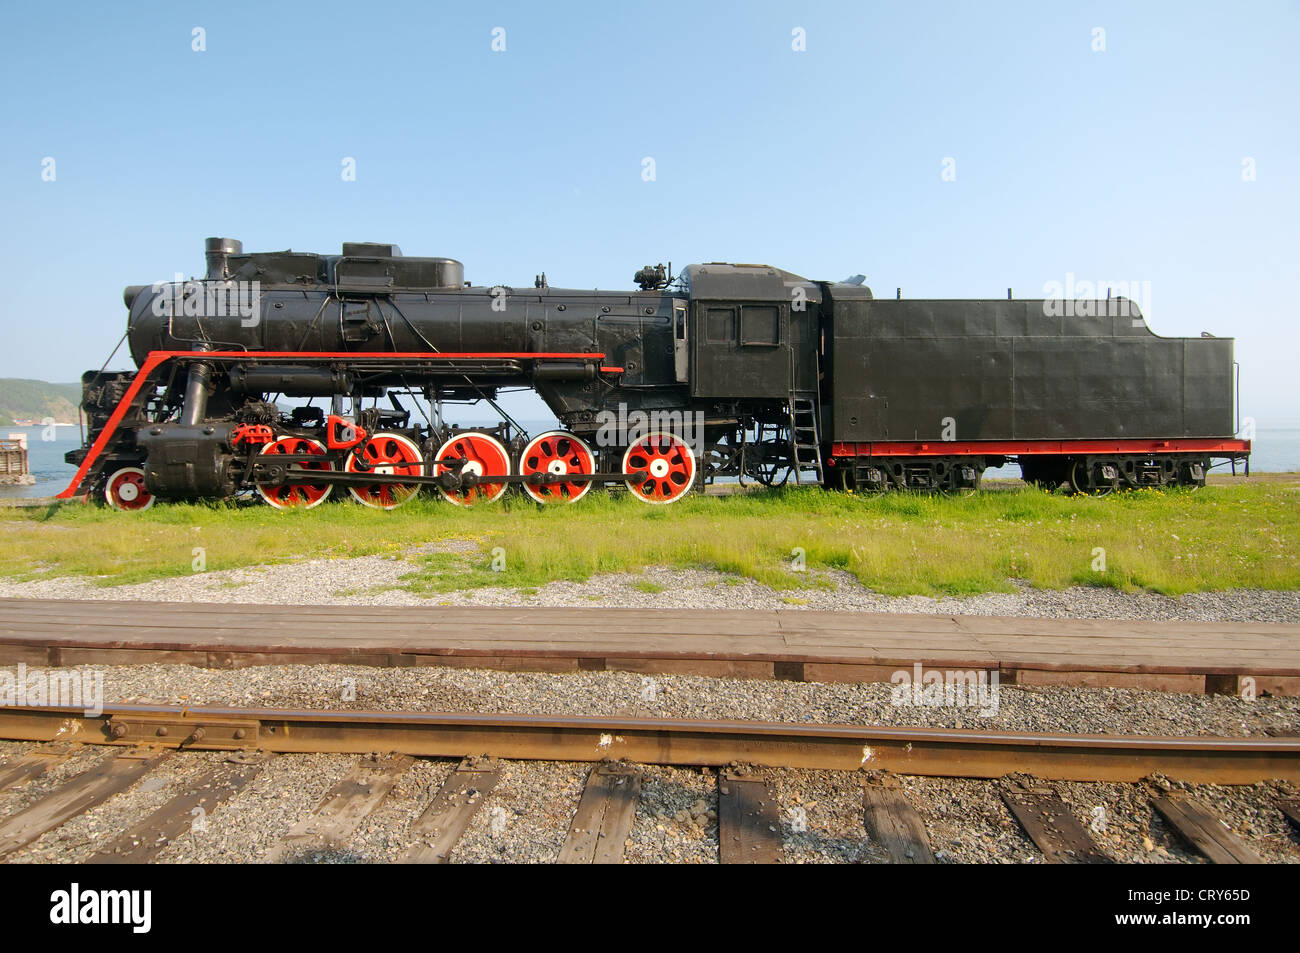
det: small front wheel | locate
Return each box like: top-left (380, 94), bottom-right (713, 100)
top-left (104, 466), bottom-right (155, 511)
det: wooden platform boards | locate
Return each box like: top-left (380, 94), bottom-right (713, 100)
top-left (0, 598), bottom-right (1298, 695)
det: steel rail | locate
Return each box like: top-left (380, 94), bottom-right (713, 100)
top-left (0, 704), bottom-right (1295, 784)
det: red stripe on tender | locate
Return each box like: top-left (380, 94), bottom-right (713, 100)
top-left (830, 439), bottom-right (1252, 458)
top-left (56, 350), bottom-right (611, 499)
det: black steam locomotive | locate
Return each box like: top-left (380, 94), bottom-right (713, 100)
top-left (61, 238), bottom-right (1249, 510)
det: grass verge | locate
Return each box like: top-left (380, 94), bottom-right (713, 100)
top-left (0, 482), bottom-right (1295, 597)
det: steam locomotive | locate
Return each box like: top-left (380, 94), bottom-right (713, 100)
top-left (60, 238), bottom-right (1250, 510)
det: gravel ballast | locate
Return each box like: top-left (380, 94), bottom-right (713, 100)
top-left (0, 558), bottom-right (1297, 622)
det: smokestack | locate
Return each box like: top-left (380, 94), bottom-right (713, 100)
top-left (204, 237), bottom-right (242, 279)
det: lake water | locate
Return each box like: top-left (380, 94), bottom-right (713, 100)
top-left (1, 425), bottom-right (84, 499)
top-left (3, 419), bottom-right (1296, 500)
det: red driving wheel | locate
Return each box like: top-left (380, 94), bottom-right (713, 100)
top-left (434, 432), bottom-right (511, 505)
top-left (256, 437), bottom-right (333, 510)
top-left (345, 432), bottom-right (425, 509)
top-left (519, 431), bottom-right (596, 503)
top-left (623, 432), bottom-right (696, 504)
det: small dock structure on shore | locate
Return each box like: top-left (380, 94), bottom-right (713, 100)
top-left (0, 434), bottom-right (34, 486)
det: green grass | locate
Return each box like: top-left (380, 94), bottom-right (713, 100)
top-left (0, 482), bottom-right (1296, 597)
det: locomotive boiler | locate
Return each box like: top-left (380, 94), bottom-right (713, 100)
top-left (60, 238), bottom-right (1250, 510)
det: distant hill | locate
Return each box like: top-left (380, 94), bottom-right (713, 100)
top-left (0, 379), bottom-right (82, 426)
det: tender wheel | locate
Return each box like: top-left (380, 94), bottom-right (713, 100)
top-left (435, 431), bottom-right (510, 505)
top-left (1178, 460), bottom-right (1208, 489)
top-left (1068, 460), bottom-right (1117, 496)
top-left (519, 431), bottom-right (595, 504)
top-left (1068, 461), bottom-right (1091, 495)
top-left (346, 432), bottom-right (425, 509)
top-left (623, 432), bottom-right (696, 504)
top-left (104, 466), bottom-right (154, 511)
top-left (257, 437), bottom-right (333, 510)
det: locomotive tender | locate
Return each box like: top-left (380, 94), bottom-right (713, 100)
top-left (60, 238), bottom-right (1250, 510)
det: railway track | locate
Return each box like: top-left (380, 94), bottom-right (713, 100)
top-left (0, 704), bottom-right (1296, 864)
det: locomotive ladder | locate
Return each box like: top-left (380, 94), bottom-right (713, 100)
top-left (788, 396), bottom-right (823, 485)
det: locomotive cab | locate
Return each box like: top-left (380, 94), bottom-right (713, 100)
top-left (681, 263), bottom-right (821, 401)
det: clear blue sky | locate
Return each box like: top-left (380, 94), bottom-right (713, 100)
top-left (1, 0), bottom-right (1296, 425)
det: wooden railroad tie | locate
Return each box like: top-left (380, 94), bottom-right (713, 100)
top-left (264, 754), bottom-right (412, 863)
top-left (718, 770), bottom-right (783, 864)
top-left (0, 747), bottom-right (171, 859)
top-left (862, 778), bottom-right (936, 864)
top-left (401, 758), bottom-right (501, 864)
top-left (558, 762), bottom-right (642, 864)
top-left (87, 754), bottom-right (270, 864)
top-left (1001, 786), bottom-right (1109, 864)
top-left (1277, 798), bottom-right (1300, 832)
top-left (0, 742), bottom-right (77, 792)
top-left (1151, 793), bottom-right (1263, 864)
